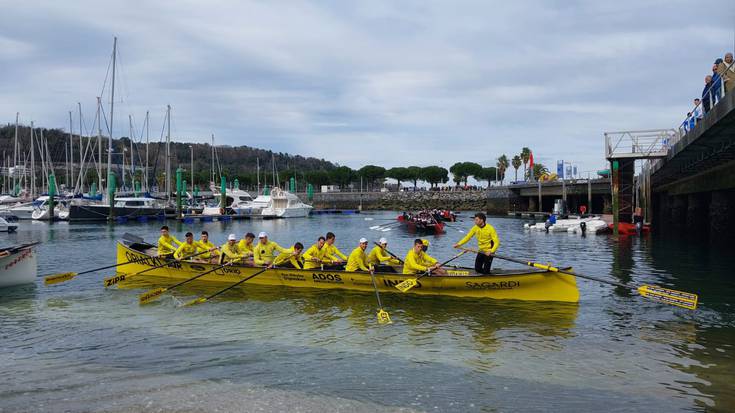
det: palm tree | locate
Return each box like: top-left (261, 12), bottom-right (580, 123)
top-left (511, 155), bottom-right (522, 182)
top-left (496, 154), bottom-right (509, 184)
top-left (520, 147), bottom-right (531, 180)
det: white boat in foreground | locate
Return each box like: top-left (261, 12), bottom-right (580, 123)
top-left (0, 243), bottom-right (38, 288)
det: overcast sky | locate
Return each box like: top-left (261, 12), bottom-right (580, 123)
top-left (1, 1), bottom-right (733, 174)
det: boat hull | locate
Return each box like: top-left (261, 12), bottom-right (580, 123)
top-left (115, 242), bottom-right (579, 302)
top-left (0, 246), bottom-right (37, 288)
top-left (68, 204), bottom-right (169, 221)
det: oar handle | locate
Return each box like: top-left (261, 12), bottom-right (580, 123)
top-left (456, 247), bottom-right (631, 290)
top-left (203, 266), bottom-right (269, 301)
top-left (415, 250), bottom-right (468, 280)
top-left (373, 242), bottom-right (405, 264)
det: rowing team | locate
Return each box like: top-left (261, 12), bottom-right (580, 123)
top-left (158, 212), bottom-right (500, 275)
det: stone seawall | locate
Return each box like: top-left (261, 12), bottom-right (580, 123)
top-left (297, 188), bottom-right (518, 214)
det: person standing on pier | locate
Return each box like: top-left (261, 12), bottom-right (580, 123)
top-left (717, 53), bottom-right (734, 94)
top-left (157, 225), bottom-right (182, 257)
top-left (453, 212), bottom-right (500, 274)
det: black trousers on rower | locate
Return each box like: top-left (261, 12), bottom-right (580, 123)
top-left (475, 253), bottom-right (493, 274)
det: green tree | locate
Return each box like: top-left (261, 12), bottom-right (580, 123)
top-left (406, 166), bottom-right (423, 189)
top-left (496, 154), bottom-right (509, 184)
top-left (330, 166), bottom-right (355, 189)
top-left (530, 163), bottom-right (549, 180)
top-left (520, 147), bottom-right (531, 180)
top-left (474, 166), bottom-right (498, 186)
top-left (421, 166), bottom-right (449, 188)
top-left (450, 162), bottom-right (482, 186)
top-left (511, 155), bottom-right (522, 182)
top-left (386, 167), bottom-right (410, 188)
top-left (305, 170), bottom-right (331, 187)
top-left (357, 165), bottom-right (386, 190)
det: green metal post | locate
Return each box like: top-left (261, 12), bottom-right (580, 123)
top-left (176, 167), bottom-right (183, 218)
top-left (290, 177), bottom-right (295, 192)
top-left (108, 172), bottom-right (116, 221)
top-left (134, 180), bottom-right (141, 197)
top-left (48, 173), bottom-right (56, 222)
top-left (220, 176), bottom-right (226, 215)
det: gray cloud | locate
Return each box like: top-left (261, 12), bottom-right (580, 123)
top-left (1, 0), bottom-right (733, 173)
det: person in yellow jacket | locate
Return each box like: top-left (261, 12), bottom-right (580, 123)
top-left (302, 236), bottom-right (332, 270)
top-left (270, 242), bottom-right (305, 269)
top-left (403, 238), bottom-right (445, 275)
top-left (157, 225), bottom-right (182, 257)
top-left (253, 232), bottom-right (289, 266)
top-left (322, 232), bottom-right (348, 269)
top-left (174, 232), bottom-right (202, 261)
top-left (220, 234), bottom-right (246, 264)
top-left (346, 238), bottom-right (372, 272)
top-left (194, 231), bottom-right (219, 263)
top-left (453, 212), bottom-right (500, 274)
top-left (367, 237), bottom-right (400, 273)
top-left (238, 232), bottom-right (256, 260)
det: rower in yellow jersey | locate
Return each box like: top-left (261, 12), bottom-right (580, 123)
top-left (194, 231), bottom-right (219, 263)
top-left (453, 212), bottom-right (499, 274)
top-left (302, 236), bottom-right (331, 269)
top-left (174, 232), bottom-right (200, 260)
top-left (271, 242), bottom-right (305, 269)
top-left (367, 237), bottom-right (400, 273)
top-left (322, 232), bottom-right (347, 269)
top-left (238, 232), bottom-right (256, 263)
top-left (346, 238), bottom-right (372, 272)
top-left (157, 225), bottom-right (182, 257)
top-left (403, 238), bottom-right (446, 275)
top-left (253, 232), bottom-right (289, 266)
top-left (220, 234), bottom-right (246, 264)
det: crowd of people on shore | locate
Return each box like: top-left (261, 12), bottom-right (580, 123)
top-left (155, 213), bottom-right (501, 275)
top-left (681, 52), bottom-right (734, 133)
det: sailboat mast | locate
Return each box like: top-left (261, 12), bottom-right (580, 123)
top-left (129, 114), bottom-right (134, 189)
top-left (166, 104), bottom-right (171, 200)
top-left (97, 97), bottom-right (102, 187)
top-left (107, 36), bottom-right (117, 196)
top-left (211, 134), bottom-right (214, 184)
top-left (30, 122), bottom-right (35, 199)
top-left (13, 113), bottom-right (18, 191)
top-left (69, 111), bottom-right (74, 190)
top-left (145, 110), bottom-right (149, 193)
top-left (78, 102), bottom-right (83, 193)
top-left (257, 157), bottom-right (260, 194)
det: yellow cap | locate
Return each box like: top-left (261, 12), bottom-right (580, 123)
top-left (421, 239), bottom-right (430, 247)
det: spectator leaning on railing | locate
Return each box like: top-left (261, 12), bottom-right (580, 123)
top-left (717, 52), bottom-right (734, 93)
top-left (711, 59), bottom-right (723, 104)
top-left (692, 98), bottom-right (703, 122)
top-left (702, 75), bottom-right (714, 113)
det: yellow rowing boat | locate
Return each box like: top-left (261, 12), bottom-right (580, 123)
top-left (115, 240), bottom-right (580, 303)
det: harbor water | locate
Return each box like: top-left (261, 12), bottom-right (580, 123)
top-left (1, 212), bottom-right (733, 412)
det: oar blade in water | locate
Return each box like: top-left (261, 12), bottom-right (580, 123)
top-left (377, 309), bottom-right (392, 324)
top-left (395, 278), bottom-right (418, 292)
top-left (638, 285), bottom-right (698, 310)
top-left (44, 272), bottom-right (77, 285)
top-left (181, 297), bottom-right (207, 307)
top-left (139, 288), bottom-right (167, 305)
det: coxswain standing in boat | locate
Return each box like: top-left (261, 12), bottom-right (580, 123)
top-left (323, 232), bottom-right (347, 269)
top-left (220, 234), bottom-right (246, 264)
top-left (157, 225), bottom-right (182, 257)
top-left (346, 238), bottom-right (372, 272)
top-left (367, 237), bottom-right (400, 273)
top-left (238, 232), bottom-right (256, 263)
top-left (174, 232), bottom-right (201, 261)
top-left (453, 212), bottom-right (499, 274)
top-left (302, 236), bottom-right (330, 270)
top-left (253, 232), bottom-right (289, 267)
top-left (270, 242), bottom-right (305, 269)
top-left (403, 238), bottom-right (446, 275)
top-left (195, 231), bottom-right (219, 263)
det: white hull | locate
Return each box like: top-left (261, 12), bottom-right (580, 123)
top-left (0, 246), bottom-right (37, 288)
top-left (262, 205), bottom-right (312, 218)
top-left (31, 208), bottom-right (70, 221)
top-left (524, 217), bottom-right (608, 235)
top-left (5, 206), bottom-right (35, 220)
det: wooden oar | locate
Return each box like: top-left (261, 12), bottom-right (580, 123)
top-left (457, 247), bottom-right (699, 310)
top-left (394, 250), bottom-right (469, 292)
top-left (181, 266), bottom-right (271, 307)
top-left (372, 242), bottom-right (404, 264)
top-left (368, 268), bottom-right (392, 324)
top-left (45, 256), bottom-right (146, 285)
top-left (104, 248), bottom-right (216, 287)
top-left (139, 261), bottom-right (233, 305)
